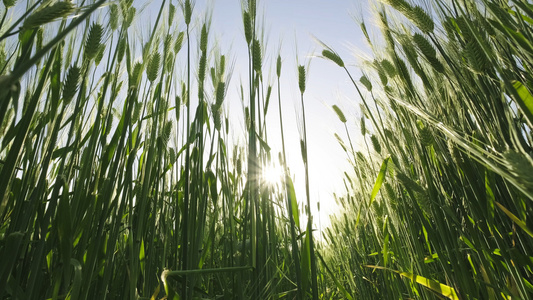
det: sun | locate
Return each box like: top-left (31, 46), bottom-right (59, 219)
top-left (261, 164), bottom-right (283, 186)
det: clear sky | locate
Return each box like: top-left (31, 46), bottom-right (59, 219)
top-left (142, 0), bottom-right (373, 231)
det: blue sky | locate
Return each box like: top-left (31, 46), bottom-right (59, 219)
top-left (206, 0), bottom-right (370, 230)
top-left (141, 0), bottom-right (374, 230)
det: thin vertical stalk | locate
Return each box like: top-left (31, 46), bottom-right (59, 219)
top-left (276, 54), bottom-right (303, 299)
top-left (298, 64), bottom-right (319, 300)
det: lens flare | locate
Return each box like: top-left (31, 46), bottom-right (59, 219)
top-left (262, 164), bottom-right (283, 186)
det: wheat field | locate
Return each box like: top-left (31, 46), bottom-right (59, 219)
top-left (1, 0), bottom-right (532, 299)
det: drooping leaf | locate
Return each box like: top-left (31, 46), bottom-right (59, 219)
top-left (364, 265), bottom-right (460, 300)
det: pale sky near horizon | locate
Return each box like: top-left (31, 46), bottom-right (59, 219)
top-left (6, 0), bottom-right (377, 232)
top-left (141, 0), bottom-right (376, 232)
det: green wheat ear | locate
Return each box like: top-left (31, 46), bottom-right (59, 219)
top-left (413, 33), bottom-right (435, 58)
top-left (63, 66), bottom-right (80, 104)
top-left (131, 62), bottom-right (142, 86)
top-left (446, 139), bottom-right (462, 166)
top-left (168, 3), bottom-right (176, 26)
top-left (253, 39), bottom-right (262, 73)
top-left (249, 0), bottom-right (256, 17)
top-left (181, 81), bottom-right (187, 106)
top-left (402, 39), bottom-right (419, 66)
top-left (413, 33), bottom-right (444, 73)
top-left (371, 135), bottom-right (381, 154)
top-left (147, 52), bottom-right (160, 82)
top-left (213, 106), bottom-right (222, 131)
top-left (117, 37), bottom-right (126, 63)
top-left (164, 34), bottom-right (173, 53)
top-left (298, 65), bottom-right (306, 94)
top-left (200, 24), bottom-right (208, 53)
top-left (132, 101), bottom-right (142, 123)
top-left (224, 117), bottom-right (229, 135)
top-left (245, 106), bottom-right (250, 129)
top-left (409, 6), bottom-right (434, 34)
top-left (22, 1), bottom-right (75, 29)
top-left (109, 5), bottom-right (119, 31)
top-left (300, 139), bottom-right (307, 163)
top-left (184, 0), bottom-right (192, 25)
top-left (165, 51), bottom-right (174, 73)
top-left (85, 23), bottom-right (103, 61)
top-left (220, 54), bottom-right (226, 73)
top-left (169, 147), bottom-right (176, 163)
top-left (243, 11), bottom-right (252, 45)
top-left (360, 75), bottom-right (372, 91)
top-left (95, 45), bottom-right (106, 66)
top-left (216, 81), bottom-right (225, 107)
top-left (332, 105), bottom-right (347, 123)
top-left (124, 7), bottom-right (136, 28)
top-left (322, 49), bottom-right (344, 68)
top-left (387, 0), bottom-right (411, 14)
top-left (378, 68), bottom-right (388, 86)
top-left (198, 52), bottom-right (206, 82)
top-left (381, 59), bottom-right (396, 77)
top-left (3, 0), bottom-right (17, 8)
top-left (159, 121), bottom-right (173, 147)
top-left (36, 27), bottom-right (43, 52)
top-left (210, 67), bottom-right (216, 83)
top-left (396, 58), bottom-right (410, 80)
top-left (465, 40), bottom-right (489, 72)
top-left (416, 120), bottom-right (433, 146)
top-left (175, 31), bottom-right (185, 54)
top-left (0, 107), bottom-right (14, 136)
top-left (276, 55), bottom-right (282, 78)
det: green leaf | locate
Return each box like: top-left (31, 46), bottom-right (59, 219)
top-left (140, 239), bottom-right (145, 274)
top-left (400, 271), bottom-right (459, 300)
top-left (495, 201), bottom-right (533, 238)
top-left (285, 175), bottom-right (299, 227)
top-left (68, 258), bottom-right (82, 300)
top-left (512, 81), bottom-right (533, 125)
top-left (502, 24), bottom-right (533, 54)
top-left (370, 157), bottom-right (390, 206)
top-left (364, 265), bottom-right (459, 300)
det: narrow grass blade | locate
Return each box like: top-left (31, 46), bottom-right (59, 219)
top-left (370, 157), bottom-right (389, 206)
top-left (316, 251), bottom-right (353, 300)
top-left (150, 283), bottom-right (160, 300)
top-left (165, 265), bottom-right (252, 277)
top-left (495, 201), bottom-right (533, 238)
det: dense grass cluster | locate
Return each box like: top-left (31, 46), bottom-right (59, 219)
top-left (0, 0), bottom-right (532, 299)
top-left (323, 0), bottom-right (533, 299)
